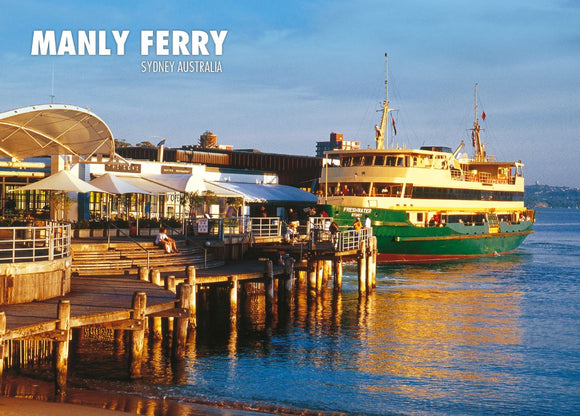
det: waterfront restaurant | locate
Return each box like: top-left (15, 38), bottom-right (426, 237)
top-left (0, 104), bottom-right (318, 230)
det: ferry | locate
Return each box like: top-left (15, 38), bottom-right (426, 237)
top-left (317, 55), bottom-right (534, 263)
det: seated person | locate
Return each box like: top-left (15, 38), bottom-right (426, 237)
top-left (155, 226), bottom-right (179, 253)
top-left (284, 223), bottom-right (297, 243)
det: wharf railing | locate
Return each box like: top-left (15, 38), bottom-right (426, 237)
top-left (250, 217), bottom-right (281, 238)
top-left (0, 223), bottom-right (71, 263)
top-left (186, 216), bottom-right (251, 240)
top-left (335, 227), bottom-right (372, 252)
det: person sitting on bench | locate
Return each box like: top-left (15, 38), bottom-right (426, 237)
top-left (155, 226), bottom-right (179, 253)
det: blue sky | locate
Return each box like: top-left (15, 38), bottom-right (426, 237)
top-left (1, 0), bottom-right (579, 186)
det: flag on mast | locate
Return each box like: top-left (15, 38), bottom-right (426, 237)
top-left (481, 111), bottom-right (486, 121)
top-left (391, 117), bottom-right (397, 135)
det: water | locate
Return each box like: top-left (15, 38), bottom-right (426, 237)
top-left (22, 208), bottom-right (580, 414)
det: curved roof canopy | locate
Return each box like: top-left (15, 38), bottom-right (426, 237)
top-left (0, 104), bottom-right (115, 161)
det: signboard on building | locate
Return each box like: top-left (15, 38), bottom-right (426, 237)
top-left (161, 165), bottom-right (192, 174)
top-left (105, 163), bottom-right (141, 174)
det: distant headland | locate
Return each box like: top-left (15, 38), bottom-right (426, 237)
top-left (526, 185), bottom-right (580, 209)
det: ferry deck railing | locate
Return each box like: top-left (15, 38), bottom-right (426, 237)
top-left (0, 223), bottom-right (71, 263)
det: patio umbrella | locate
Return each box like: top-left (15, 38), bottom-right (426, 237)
top-left (16, 169), bottom-right (105, 193)
top-left (11, 170), bottom-right (106, 221)
top-left (89, 173), bottom-right (151, 195)
top-left (89, 173), bottom-right (154, 236)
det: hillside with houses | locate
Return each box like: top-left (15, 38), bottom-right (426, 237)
top-left (525, 185), bottom-right (580, 209)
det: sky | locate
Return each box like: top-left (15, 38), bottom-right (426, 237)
top-left (0, 0), bottom-right (579, 186)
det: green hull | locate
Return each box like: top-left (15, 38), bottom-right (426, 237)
top-left (322, 205), bottom-right (533, 263)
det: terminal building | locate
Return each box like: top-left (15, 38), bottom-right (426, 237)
top-left (0, 105), bottom-right (321, 224)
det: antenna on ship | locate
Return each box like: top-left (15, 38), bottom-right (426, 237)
top-left (470, 83), bottom-right (486, 161)
top-left (375, 53), bottom-right (392, 150)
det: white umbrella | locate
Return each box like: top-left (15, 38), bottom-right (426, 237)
top-left (11, 170), bottom-right (106, 221)
top-left (89, 173), bottom-right (154, 236)
top-left (16, 170), bottom-right (105, 193)
top-left (89, 173), bottom-right (151, 195)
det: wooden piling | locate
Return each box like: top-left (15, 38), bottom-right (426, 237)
top-left (0, 312), bottom-right (5, 378)
top-left (139, 266), bottom-right (149, 282)
top-left (165, 275), bottom-right (176, 293)
top-left (186, 265), bottom-right (197, 329)
top-left (371, 236), bottom-right (377, 288)
top-left (366, 238), bottom-right (373, 293)
top-left (316, 260), bottom-right (324, 293)
top-left (324, 260), bottom-right (332, 285)
top-left (264, 260), bottom-right (274, 319)
top-left (358, 240), bottom-right (367, 296)
top-left (307, 260), bottom-right (317, 298)
top-left (228, 275), bottom-right (238, 323)
top-left (55, 299), bottom-right (71, 398)
top-left (172, 284), bottom-right (192, 360)
top-left (151, 269), bottom-right (161, 286)
top-left (334, 257), bottom-right (343, 290)
top-left (129, 292), bottom-right (146, 379)
top-left (297, 270), bottom-right (306, 287)
top-left (278, 257), bottom-right (295, 308)
top-left (113, 329), bottom-right (125, 355)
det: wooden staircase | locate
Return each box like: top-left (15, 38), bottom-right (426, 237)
top-left (71, 241), bottom-right (224, 276)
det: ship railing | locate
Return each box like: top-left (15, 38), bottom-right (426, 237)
top-left (0, 222), bottom-right (71, 263)
top-left (336, 227), bottom-right (372, 252)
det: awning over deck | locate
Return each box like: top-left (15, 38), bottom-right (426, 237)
top-left (210, 182), bottom-right (317, 204)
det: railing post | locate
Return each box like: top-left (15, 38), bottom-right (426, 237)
top-left (48, 223), bottom-right (54, 261)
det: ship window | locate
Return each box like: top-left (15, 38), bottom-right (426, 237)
top-left (386, 156), bottom-right (397, 166)
top-left (363, 156), bottom-right (374, 166)
top-left (352, 156), bottom-right (362, 166)
top-left (341, 157), bottom-right (352, 167)
top-left (375, 156), bottom-right (385, 166)
top-left (375, 183), bottom-right (405, 197)
top-left (417, 213), bottom-right (423, 222)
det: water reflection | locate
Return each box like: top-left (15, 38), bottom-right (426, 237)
top-left (4, 254), bottom-right (529, 415)
top-left (354, 256), bottom-right (525, 400)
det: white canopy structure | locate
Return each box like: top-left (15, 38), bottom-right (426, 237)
top-left (14, 169), bottom-right (105, 193)
top-left (0, 104), bottom-right (115, 161)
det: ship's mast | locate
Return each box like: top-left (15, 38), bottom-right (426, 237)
top-left (375, 53), bottom-right (392, 150)
top-left (471, 83), bottom-right (486, 161)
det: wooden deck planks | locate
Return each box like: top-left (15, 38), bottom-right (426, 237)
top-left (0, 275), bottom-right (177, 340)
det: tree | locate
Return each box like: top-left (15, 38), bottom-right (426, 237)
top-left (114, 138), bottom-right (132, 148)
top-left (136, 140), bottom-right (156, 148)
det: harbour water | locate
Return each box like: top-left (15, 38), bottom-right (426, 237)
top-left (8, 208), bottom-right (580, 415)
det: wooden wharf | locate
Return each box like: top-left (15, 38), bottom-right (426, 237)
top-left (0, 231), bottom-right (376, 398)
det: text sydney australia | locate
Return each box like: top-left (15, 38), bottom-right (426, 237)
top-left (30, 30), bottom-right (228, 73)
